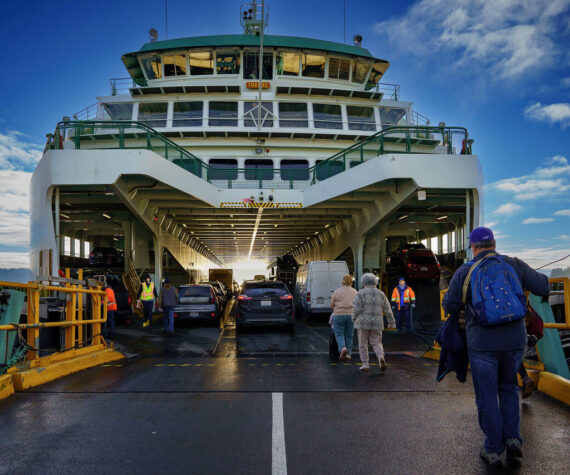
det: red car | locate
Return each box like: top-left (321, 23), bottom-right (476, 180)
top-left (403, 248), bottom-right (440, 283)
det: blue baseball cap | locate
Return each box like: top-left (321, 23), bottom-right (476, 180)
top-left (164, 277), bottom-right (170, 283)
top-left (469, 227), bottom-right (494, 244)
top-left (398, 277), bottom-right (406, 282)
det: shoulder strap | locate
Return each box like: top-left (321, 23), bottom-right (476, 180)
top-left (461, 252), bottom-right (497, 304)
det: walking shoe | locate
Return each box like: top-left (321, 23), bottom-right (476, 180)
top-left (142, 321), bottom-right (149, 328)
top-left (340, 347), bottom-right (348, 360)
top-left (360, 363), bottom-right (370, 372)
top-left (479, 447), bottom-right (505, 468)
top-left (505, 439), bottom-right (523, 458)
top-left (346, 353), bottom-right (352, 360)
top-left (380, 358), bottom-right (387, 372)
top-left (522, 376), bottom-right (536, 399)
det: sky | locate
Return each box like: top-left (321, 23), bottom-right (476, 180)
top-left (0, 0), bottom-right (569, 272)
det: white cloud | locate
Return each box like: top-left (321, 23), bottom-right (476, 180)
top-left (491, 155), bottom-right (570, 200)
top-left (373, 0), bottom-right (570, 80)
top-left (0, 171), bottom-right (31, 254)
top-left (484, 221), bottom-right (500, 228)
top-left (0, 251), bottom-right (29, 269)
top-left (562, 77), bottom-right (570, 88)
top-left (524, 102), bottom-right (570, 127)
top-left (0, 131), bottom-right (43, 171)
top-left (554, 209), bottom-right (570, 216)
top-left (501, 246), bottom-right (570, 270)
top-left (523, 217), bottom-right (555, 224)
top-left (555, 235), bottom-right (570, 240)
top-left (494, 203), bottom-right (522, 215)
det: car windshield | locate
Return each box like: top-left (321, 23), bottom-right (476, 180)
top-left (180, 286), bottom-right (211, 297)
top-left (411, 254), bottom-right (437, 265)
top-left (242, 284), bottom-right (288, 297)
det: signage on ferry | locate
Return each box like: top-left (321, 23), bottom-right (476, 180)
top-left (246, 81), bottom-right (270, 89)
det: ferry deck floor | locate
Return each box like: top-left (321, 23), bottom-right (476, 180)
top-left (0, 301), bottom-right (568, 474)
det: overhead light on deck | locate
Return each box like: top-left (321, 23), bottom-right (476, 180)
top-left (398, 215), bottom-right (408, 220)
top-left (182, 224), bottom-right (187, 228)
top-left (60, 213), bottom-right (70, 219)
top-left (274, 224), bottom-right (278, 228)
top-left (436, 216), bottom-right (448, 221)
top-left (324, 224), bottom-right (330, 228)
top-left (417, 190), bottom-right (427, 201)
top-left (190, 231), bottom-right (194, 234)
top-left (102, 213), bottom-right (112, 219)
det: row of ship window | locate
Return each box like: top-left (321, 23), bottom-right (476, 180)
top-left (140, 50), bottom-right (382, 88)
top-left (101, 102), bottom-right (408, 131)
top-left (179, 158), bottom-right (357, 182)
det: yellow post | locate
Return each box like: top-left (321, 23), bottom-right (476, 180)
top-left (26, 287), bottom-right (40, 362)
top-left (65, 285), bottom-right (76, 350)
top-left (92, 286), bottom-right (102, 345)
top-left (77, 269), bottom-right (83, 346)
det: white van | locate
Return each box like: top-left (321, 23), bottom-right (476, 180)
top-left (295, 261), bottom-right (349, 316)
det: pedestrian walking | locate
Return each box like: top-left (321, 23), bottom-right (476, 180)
top-left (158, 277), bottom-right (179, 336)
top-left (104, 282), bottom-right (117, 338)
top-left (390, 277), bottom-right (416, 331)
top-left (330, 274), bottom-right (358, 360)
top-left (352, 273), bottom-right (396, 372)
top-left (442, 227), bottom-right (549, 467)
top-left (138, 274), bottom-right (158, 327)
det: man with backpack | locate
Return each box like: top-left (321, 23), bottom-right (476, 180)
top-left (442, 227), bottom-right (549, 468)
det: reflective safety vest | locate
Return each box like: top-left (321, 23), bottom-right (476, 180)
top-left (105, 287), bottom-right (117, 311)
top-left (141, 282), bottom-right (155, 301)
top-left (391, 286), bottom-right (416, 310)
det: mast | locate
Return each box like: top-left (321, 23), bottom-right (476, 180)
top-left (257, 0), bottom-right (265, 131)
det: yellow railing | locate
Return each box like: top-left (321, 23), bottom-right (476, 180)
top-left (0, 271), bottom-right (108, 368)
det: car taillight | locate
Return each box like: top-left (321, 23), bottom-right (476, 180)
top-left (128, 296), bottom-right (132, 305)
top-left (407, 263), bottom-right (413, 268)
top-left (238, 295), bottom-right (252, 300)
top-left (211, 312), bottom-right (216, 317)
top-left (210, 290), bottom-right (216, 304)
top-left (280, 294), bottom-right (293, 300)
top-left (307, 292), bottom-right (311, 302)
top-left (174, 313), bottom-right (178, 317)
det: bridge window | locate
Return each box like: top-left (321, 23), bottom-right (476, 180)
top-left (352, 60), bottom-right (371, 84)
top-left (101, 103), bottom-right (133, 121)
top-left (302, 54), bottom-right (325, 78)
top-left (245, 159), bottom-right (274, 180)
top-left (244, 52), bottom-right (273, 80)
top-left (279, 103), bottom-right (308, 128)
top-left (138, 102), bottom-right (168, 128)
top-left (276, 52), bottom-right (300, 76)
top-left (379, 107), bottom-right (408, 127)
top-left (244, 102), bottom-right (274, 127)
top-left (328, 58), bottom-right (350, 80)
top-left (315, 160), bottom-right (344, 180)
top-left (280, 159), bottom-right (309, 181)
top-left (141, 55), bottom-right (162, 80)
top-left (216, 52), bottom-right (240, 75)
top-left (208, 159), bottom-right (238, 180)
top-left (366, 63), bottom-right (385, 90)
top-left (313, 104), bottom-right (343, 129)
top-left (173, 102), bottom-right (203, 127)
top-left (208, 102), bottom-right (238, 126)
top-left (164, 54), bottom-right (187, 77)
top-left (190, 51), bottom-right (213, 75)
top-left (347, 106), bottom-right (376, 131)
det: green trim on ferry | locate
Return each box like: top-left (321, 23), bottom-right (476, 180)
top-left (122, 34), bottom-right (388, 87)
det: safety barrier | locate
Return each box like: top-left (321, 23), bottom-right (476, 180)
top-left (0, 272), bottom-right (123, 399)
top-left (45, 120), bottom-right (472, 190)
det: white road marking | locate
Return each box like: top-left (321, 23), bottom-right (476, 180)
top-left (272, 392), bottom-right (287, 475)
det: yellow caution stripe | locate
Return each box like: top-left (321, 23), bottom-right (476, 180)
top-left (219, 202), bottom-right (302, 208)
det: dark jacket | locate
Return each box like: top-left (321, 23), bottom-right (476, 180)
top-left (442, 249), bottom-right (549, 351)
top-left (158, 284), bottom-right (179, 308)
top-left (436, 315), bottom-right (468, 383)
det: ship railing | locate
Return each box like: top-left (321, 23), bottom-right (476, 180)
top-left (372, 82), bottom-right (401, 100)
top-left (410, 110), bottom-right (430, 126)
top-left (71, 103), bottom-right (99, 121)
top-left (46, 121), bottom-right (472, 190)
top-left (109, 77), bottom-right (138, 96)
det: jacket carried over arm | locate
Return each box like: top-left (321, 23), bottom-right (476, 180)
top-left (442, 249), bottom-right (549, 351)
top-left (352, 286), bottom-right (395, 330)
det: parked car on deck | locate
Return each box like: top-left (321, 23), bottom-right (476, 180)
top-left (88, 247), bottom-right (124, 267)
top-left (402, 248), bottom-right (440, 283)
top-left (200, 280), bottom-right (227, 307)
top-left (236, 280), bottom-right (294, 331)
top-left (174, 284), bottom-right (221, 324)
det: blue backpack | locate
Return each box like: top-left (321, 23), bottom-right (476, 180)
top-left (461, 253), bottom-right (526, 326)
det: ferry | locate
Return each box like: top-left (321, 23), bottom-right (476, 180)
top-left (30, 1), bottom-right (482, 291)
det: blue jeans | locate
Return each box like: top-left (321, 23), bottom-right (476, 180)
top-left (333, 315), bottom-right (354, 354)
top-left (162, 306), bottom-right (175, 333)
top-left (395, 307), bottom-right (411, 330)
top-left (142, 300), bottom-right (154, 324)
top-left (468, 349), bottom-right (524, 454)
top-left (106, 310), bottom-right (115, 335)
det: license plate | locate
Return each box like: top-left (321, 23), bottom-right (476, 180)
top-left (421, 267), bottom-right (427, 271)
top-left (190, 313), bottom-right (199, 317)
top-left (261, 300), bottom-right (271, 306)
top-left (317, 298), bottom-right (324, 304)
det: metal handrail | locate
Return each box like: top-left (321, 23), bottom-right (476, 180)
top-left (46, 120), bottom-right (471, 189)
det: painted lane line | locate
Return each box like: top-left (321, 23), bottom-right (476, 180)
top-left (272, 392), bottom-right (287, 475)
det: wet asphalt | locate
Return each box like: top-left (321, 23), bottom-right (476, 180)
top-left (0, 300), bottom-right (569, 474)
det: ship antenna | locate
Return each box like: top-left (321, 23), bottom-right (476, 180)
top-left (165, 0), bottom-right (168, 40)
top-left (257, 0), bottom-right (265, 131)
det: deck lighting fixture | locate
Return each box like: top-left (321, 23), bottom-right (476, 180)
top-left (182, 224), bottom-right (187, 228)
top-left (190, 231), bottom-right (194, 234)
top-left (60, 213), bottom-right (70, 219)
top-left (398, 215), bottom-right (408, 220)
top-left (324, 224), bottom-right (330, 228)
top-left (274, 224), bottom-right (278, 228)
top-left (417, 190), bottom-right (427, 201)
top-left (436, 216), bottom-right (448, 221)
top-left (102, 213), bottom-right (112, 219)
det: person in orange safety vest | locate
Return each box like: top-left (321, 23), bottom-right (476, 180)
top-left (105, 283), bottom-right (117, 338)
top-left (391, 277), bottom-right (416, 332)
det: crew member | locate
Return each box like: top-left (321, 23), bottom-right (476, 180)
top-left (104, 282), bottom-right (117, 338)
top-left (138, 274), bottom-right (158, 327)
top-left (158, 277), bottom-right (179, 336)
top-left (391, 277), bottom-right (416, 331)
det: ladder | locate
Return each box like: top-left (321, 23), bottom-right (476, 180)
top-left (122, 258), bottom-right (144, 318)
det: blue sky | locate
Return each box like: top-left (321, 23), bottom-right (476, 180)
top-left (0, 0), bottom-right (569, 270)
